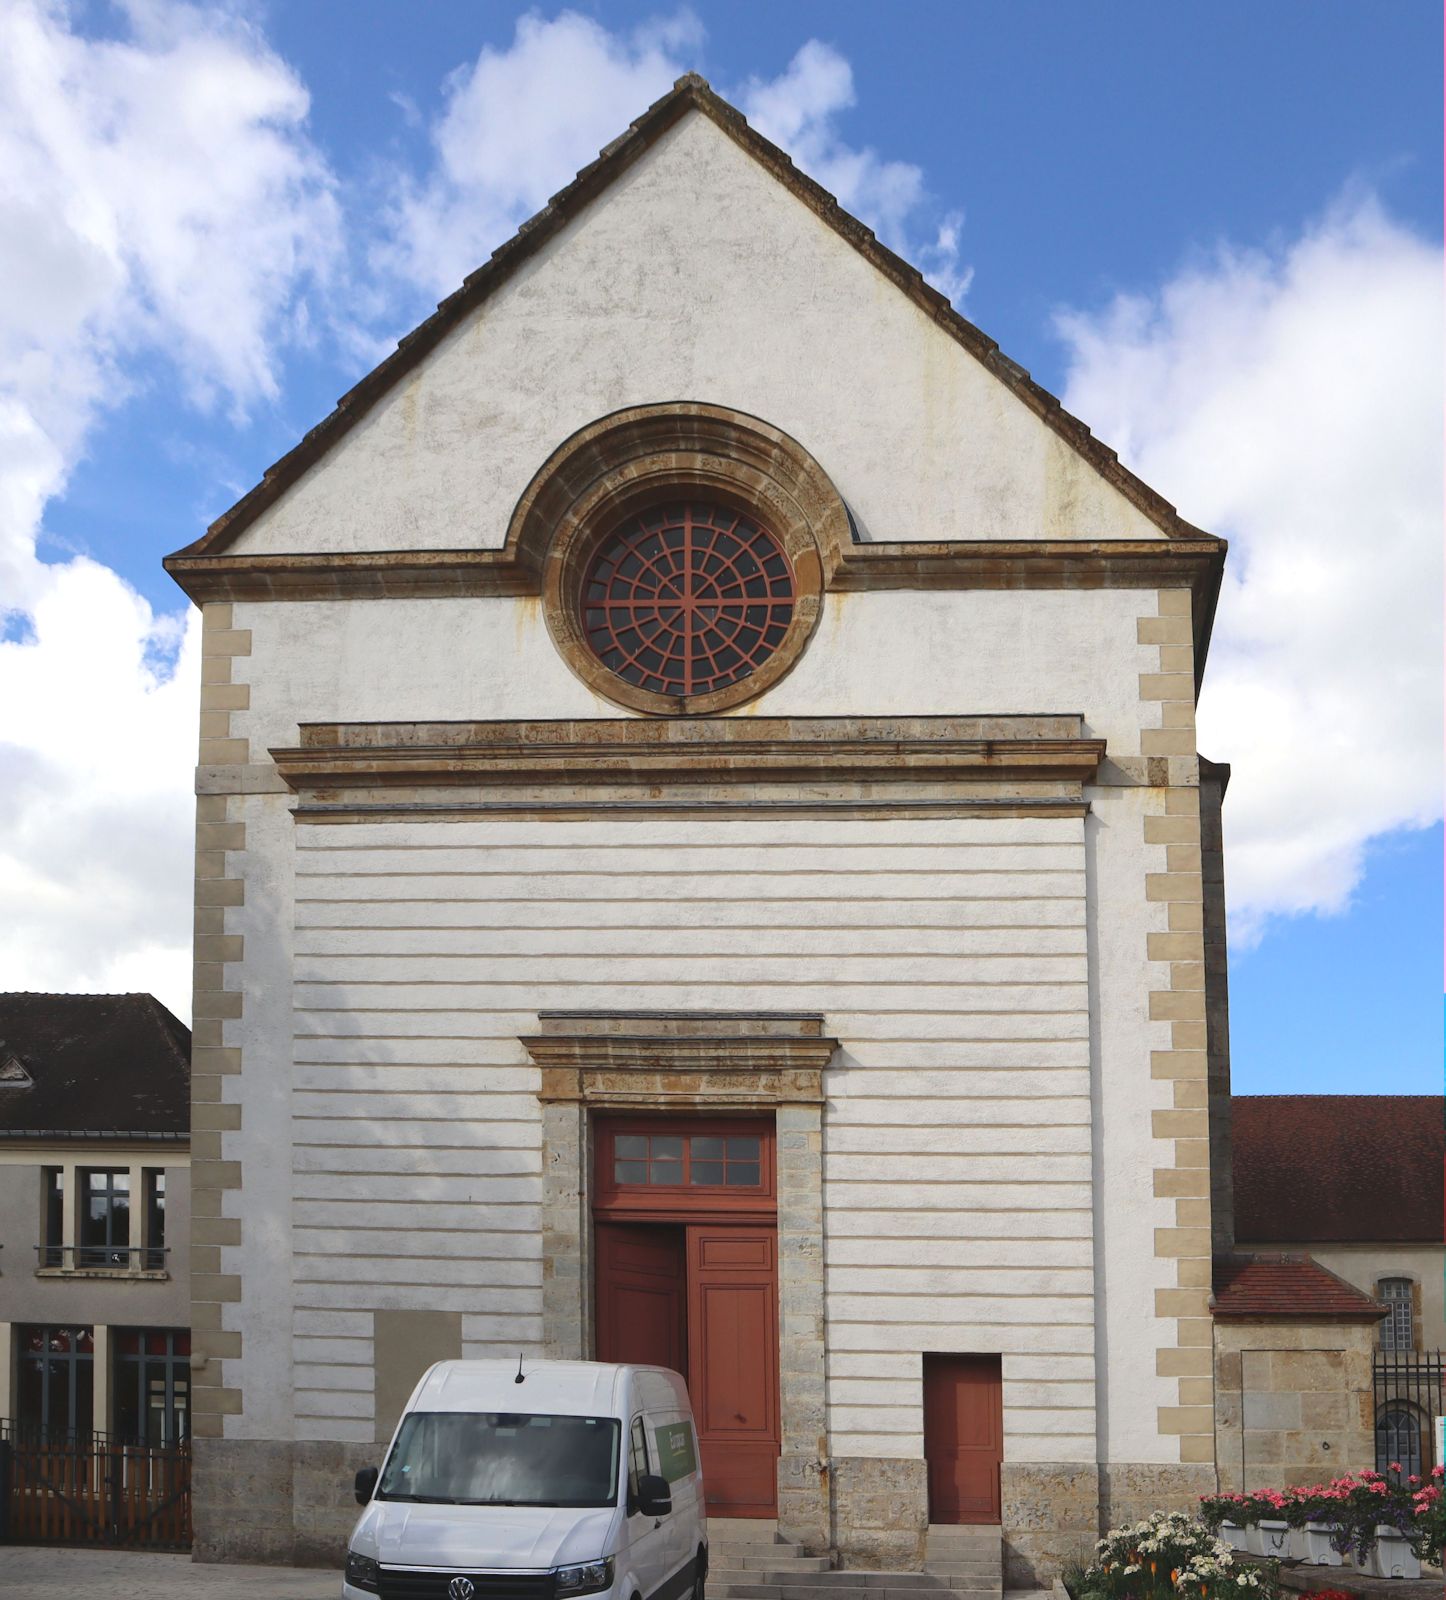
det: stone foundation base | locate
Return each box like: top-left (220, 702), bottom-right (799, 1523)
top-left (195, 1437), bottom-right (1219, 1578)
top-left (829, 1456), bottom-right (927, 1569)
top-left (1001, 1463), bottom-right (1100, 1588)
top-left (193, 1437), bottom-right (376, 1565)
top-left (777, 1451), bottom-right (830, 1555)
top-left (1099, 1464), bottom-right (1216, 1532)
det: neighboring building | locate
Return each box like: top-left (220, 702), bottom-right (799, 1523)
top-left (163, 76), bottom-right (1240, 1580)
top-left (1230, 1094), bottom-right (1445, 1481)
top-left (1233, 1095), bottom-right (1445, 1350)
top-left (0, 992), bottom-right (192, 1444)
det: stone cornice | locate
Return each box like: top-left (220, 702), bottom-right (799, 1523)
top-left (164, 539), bottom-right (1220, 603)
top-left (269, 714), bottom-right (1106, 821)
top-left (522, 1011), bottom-right (837, 1108)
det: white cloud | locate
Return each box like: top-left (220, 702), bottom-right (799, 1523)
top-left (736, 41), bottom-right (971, 305)
top-left (0, 0), bottom-right (341, 1018)
top-left (375, 10), bottom-right (690, 299)
top-left (376, 14), bottom-right (971, 308)
top-left (1056, 194), bottom-right (1443, 941)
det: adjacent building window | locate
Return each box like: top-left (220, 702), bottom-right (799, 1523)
top-left (79, 1168), bottom-right (130, 1267)
top-left (144, 1170), bottom-right (167, 1270)
top-left (114, 1329), bottom-right (191, 1446)
top-left (40, 1166), bottom-right (64, 1267)
top-left (1379, 1277), bottom-right (1415, 1351)
top-left (16, 1325), bottom-right (94, 1439)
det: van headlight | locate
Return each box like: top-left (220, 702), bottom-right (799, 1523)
top-left (345, 1549), bottom-right (381, 1593)
top-left (554, 1557), bottom-right (614, 1597)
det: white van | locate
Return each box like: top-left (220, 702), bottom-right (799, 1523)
top-left (343, 1360), bottom-right (708, 1600)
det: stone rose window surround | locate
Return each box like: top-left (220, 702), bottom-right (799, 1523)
top-left (519, 403), bottom-right (844, 716)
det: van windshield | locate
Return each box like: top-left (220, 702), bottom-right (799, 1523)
top-left (377, 1412), bottom-right (622, 1507)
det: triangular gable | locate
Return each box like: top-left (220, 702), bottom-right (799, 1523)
top-left (172, 74), bottom-right (1218, 563)
top-left (0, 1053), bottom-right (33, 1088)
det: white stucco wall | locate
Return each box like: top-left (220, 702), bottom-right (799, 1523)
top-left (233, 587), bottom-right (1159, 758)
top-left (216, 585), bottom-right (1181, 1467)
top-left (226, 812), bottom-right (1098, 1461)
top-left (1088, 784), bottom-right (1182, 1463)
top-left (225, 112), bottom-right (1163, 559)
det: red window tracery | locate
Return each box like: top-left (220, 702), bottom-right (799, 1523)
top-left (581, 503), bottom-right (795, 697)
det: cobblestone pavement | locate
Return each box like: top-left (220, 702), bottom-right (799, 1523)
top-left (2, 1546), bottom-right (341, 1597)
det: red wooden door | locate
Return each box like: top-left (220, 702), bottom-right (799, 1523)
top-left (923, 1354), bottom-right (1003, 1524)
top-left (595, 1223), bottom-right (686, 1373)
top-left (686, 1227), bottom-right (780, 1518)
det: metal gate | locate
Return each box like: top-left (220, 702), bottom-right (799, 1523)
top-left (1373, 1350), bottom-right (1443, 1477)
top-left (0, 1423), bottom-right (191, 1549)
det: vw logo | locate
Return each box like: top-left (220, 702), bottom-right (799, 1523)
top-left (448, 1580), bottom-right (476, 1600)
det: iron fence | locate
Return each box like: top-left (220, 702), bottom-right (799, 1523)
top-left (0, 1420), bottom-right (190, 1549)
top-left (1373, 1349), bottom-right (1442, 1477)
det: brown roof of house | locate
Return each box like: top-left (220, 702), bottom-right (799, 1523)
top-left (1212, 1253), bottom-right (1387, 1321)
top-left (0, 993), bottom-right (190, 1140)
top-left (1232, 1094), bottom-right (1444, 1245)
top-left (164, 75), bottom-right (1224, 622)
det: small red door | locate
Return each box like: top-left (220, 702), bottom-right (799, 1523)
top-left (687, 1227), bottom-right (780, 1517)
top-left (595, 1223), bottom-right (685, 1373)
top-left (924, 1354), bottom-right (1003, 1524)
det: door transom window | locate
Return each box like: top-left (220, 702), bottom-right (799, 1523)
top-left (612, 1131), bottom-right (762, 1190)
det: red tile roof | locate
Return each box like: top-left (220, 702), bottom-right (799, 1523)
top-left (1212, 1253), bottom-right (1388, 1321)
top-left (1232, 1095), bottom-right (1443, 1244)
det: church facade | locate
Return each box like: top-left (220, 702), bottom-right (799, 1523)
top-left (166, 78), bottom-right (1234, 1580)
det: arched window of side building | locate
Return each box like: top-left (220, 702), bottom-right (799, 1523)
top-left (1376, 1399), bottom-right (1426, 1477)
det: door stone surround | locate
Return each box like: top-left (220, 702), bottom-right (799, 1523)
top-left (521, 1010), bottom-right (835, 1550)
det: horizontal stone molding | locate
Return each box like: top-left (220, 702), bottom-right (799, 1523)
top-left (269, 714), bottom-right (1106, 820)
top-left (164, 539), bottom-right (1221, 613)
top-left (524, 1010), bottom-right (837, 1108)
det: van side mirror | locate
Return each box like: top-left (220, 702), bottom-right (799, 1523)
top-left (636, 1473), bottom-right (671, 1517)
top-left (355, 1466), bottom-right (379, 1505)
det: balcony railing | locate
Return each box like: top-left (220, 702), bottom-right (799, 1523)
top-left (34, 1244), bottom-right (169, 1272)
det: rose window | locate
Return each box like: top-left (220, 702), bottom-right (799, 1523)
top-left (581, 503), bottom-right (796, 697)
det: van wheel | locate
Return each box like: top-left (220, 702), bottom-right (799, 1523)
top-left (691, 1552), bottom-right (706, 1600)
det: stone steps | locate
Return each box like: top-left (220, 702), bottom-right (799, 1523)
top-left (710, 1580), bottom-right (1004, 1593)
top-left (714, 1555), bottom-right (835, 1572)
top-left (706, 1520), bottom-right (1003, 1600)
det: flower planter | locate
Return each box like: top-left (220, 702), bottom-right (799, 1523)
top-left (1256, 1519), bottom-right (1292, 1559)
top-left (1364, 1526), bottom-right (1421, 1580)
top-left (1301, 1522), bottom-right (1344, 1565)
top-left (1244, 1523), bottom-right (1264, 1555)
top-left (1219, 1520), bottom-right (1249, 1552)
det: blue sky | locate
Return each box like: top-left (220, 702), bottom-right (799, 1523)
top-left (2, 0), bottom-right (1441, 1090)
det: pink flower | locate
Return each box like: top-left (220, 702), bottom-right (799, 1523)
top-left (1388, 1461), bottom-right (1403, 1474)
